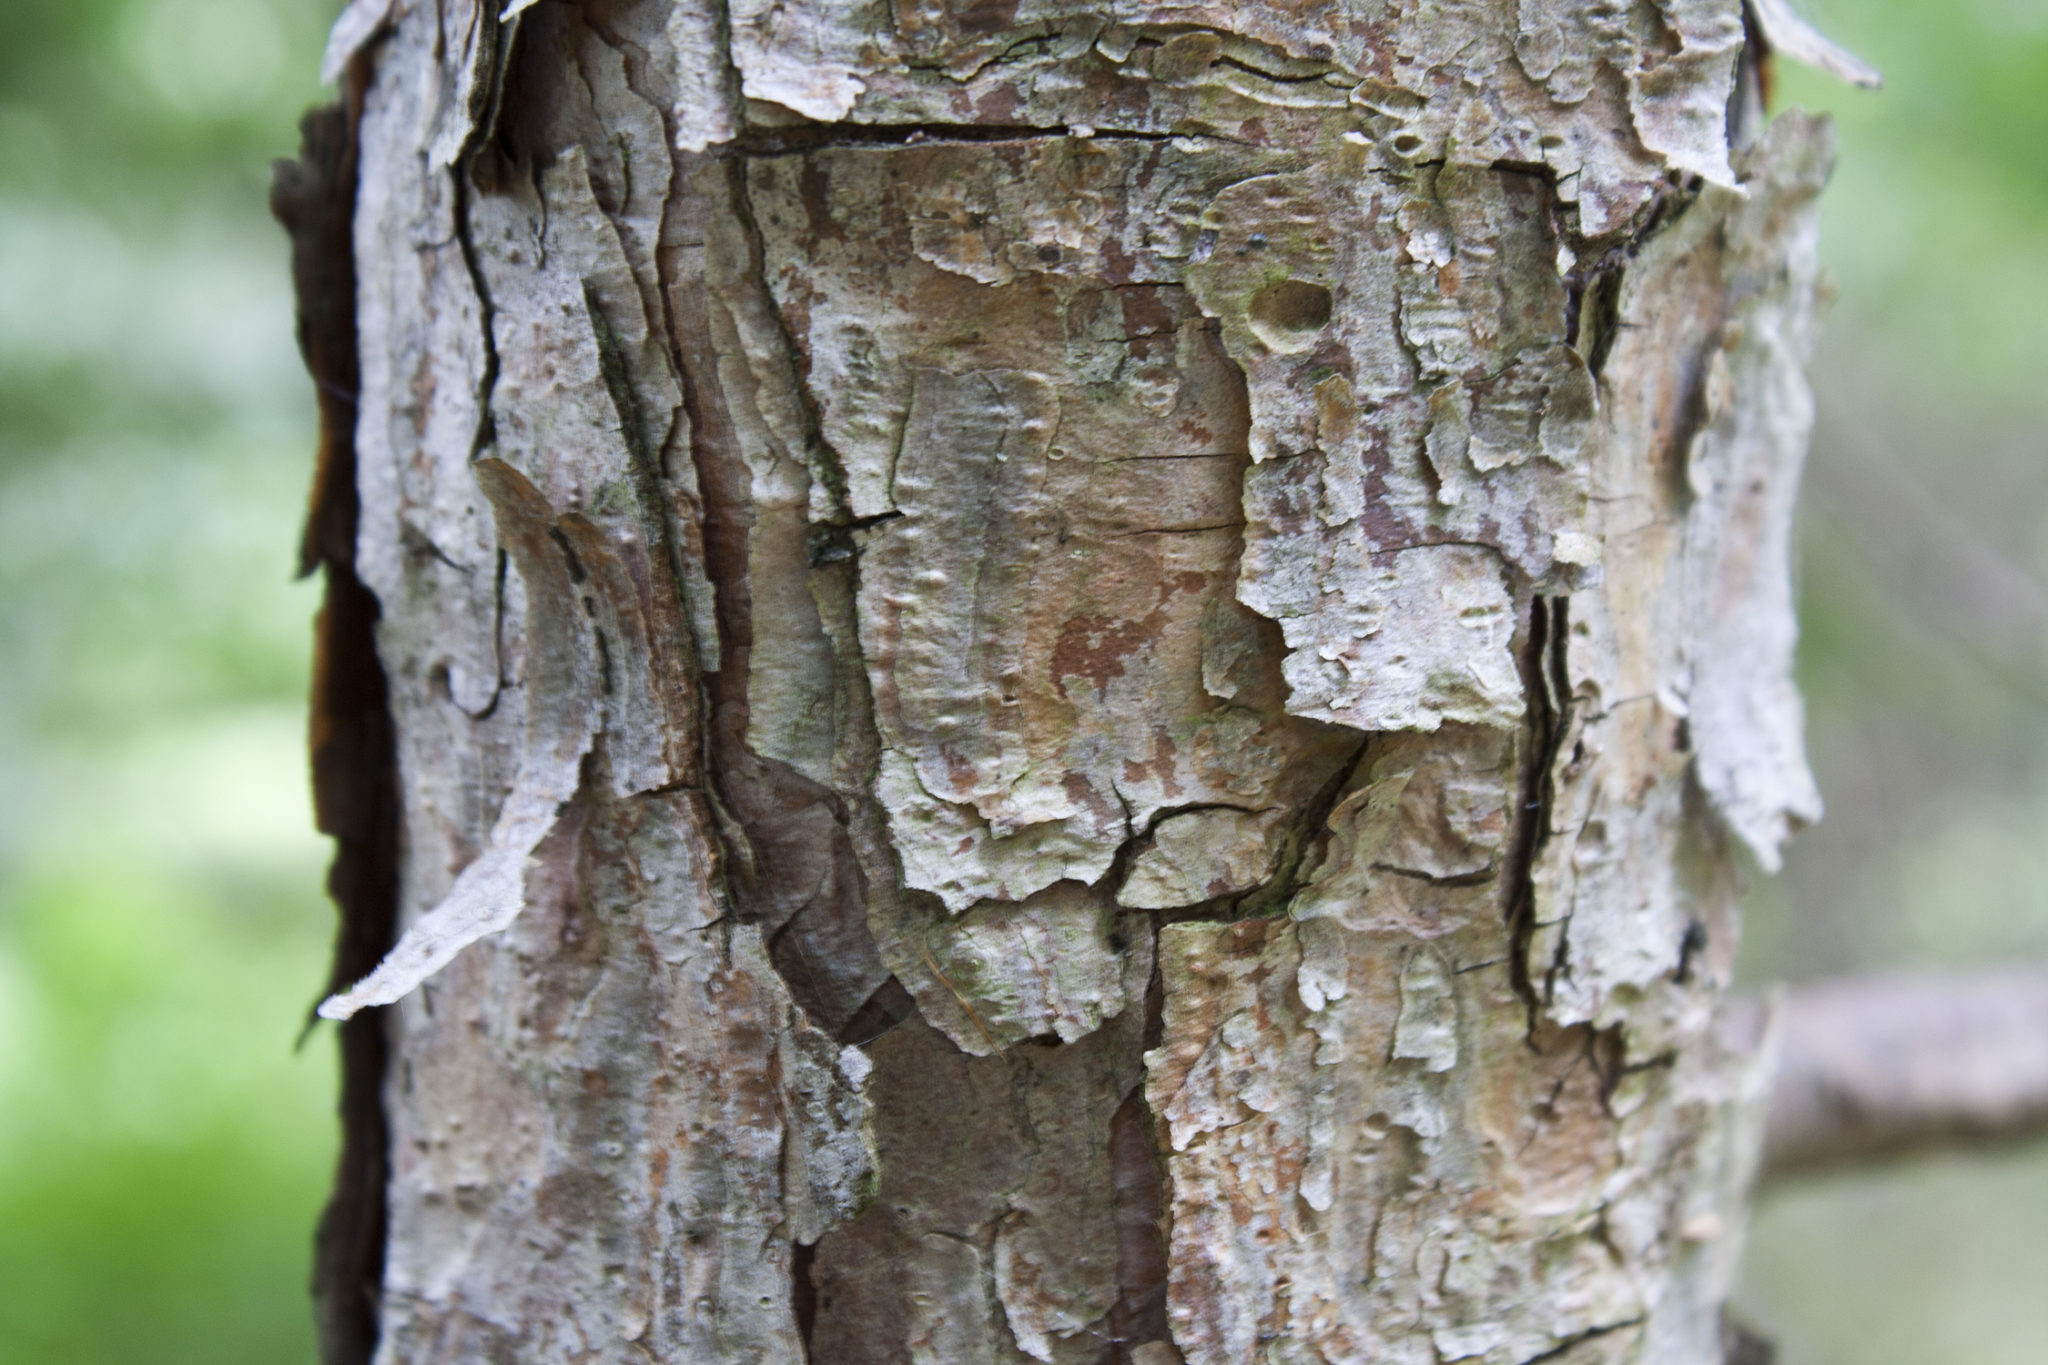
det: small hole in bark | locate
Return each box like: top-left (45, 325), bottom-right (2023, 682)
top-left (1391, 132), bottom-right (1424, 156)
top-left (1248, 279), bottom-right (1333, 353)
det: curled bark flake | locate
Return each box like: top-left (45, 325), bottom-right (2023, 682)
top-left (553, 512), bottom-right (692, 796)
top-left (1680, 115), bottom-right (1832, 871)
top-left (1745, 0), bottom-right (1882, 89)
top-left (319, 459), bottom-right (599, 1019)
top-left (321, 0), bottom-right (393, 85)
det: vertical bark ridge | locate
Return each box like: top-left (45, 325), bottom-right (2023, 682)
top-left (274, 82), bottom-right (396, 1365)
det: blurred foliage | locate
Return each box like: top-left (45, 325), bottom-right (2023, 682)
top-left (0, 0), bottom-right (337, 1361)
top-left (0, 0), bottom-right (2042, 1362)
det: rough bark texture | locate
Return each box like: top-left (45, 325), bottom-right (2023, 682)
top-left (300, 2), bottom-right (1836, 1362)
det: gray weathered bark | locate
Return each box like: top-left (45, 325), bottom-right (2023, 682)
top-left (287, 2), bottom-right (1848, 1362)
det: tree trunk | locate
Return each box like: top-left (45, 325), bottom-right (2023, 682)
top-left (289, 3), bottom-right (1835, 1362)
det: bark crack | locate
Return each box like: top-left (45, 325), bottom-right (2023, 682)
top-left (676, 136), bottom-right (928, 1054)
top-left (449, 28), bottom-right (514, 465)
top-left (579, 275), bottom-right (713, 695)
top-left (728, 120), bottom-right (1184, 158)
top-left (1142, 734), bottom-right (1374, 927)
top-left (1370, 860), bottom-right (1501, 888)
top-left (1493, 156), bottom-right (1701, 376)
top-left (1522, 1316), bottom-right (1645, 1363)
top-left (1504, 594), bottom-right (1570, 1037)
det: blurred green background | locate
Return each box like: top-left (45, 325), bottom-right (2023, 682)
top-left (0, 1), bottom-right (2041, 1361)
top-left (0, 1), bottom-right (339, 1360)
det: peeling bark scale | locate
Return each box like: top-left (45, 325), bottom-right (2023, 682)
top-left (285, 2), bottom-right (1840, 1362)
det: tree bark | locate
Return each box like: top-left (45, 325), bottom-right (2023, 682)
top-left (290, 3), bottom-right (1838, 1362)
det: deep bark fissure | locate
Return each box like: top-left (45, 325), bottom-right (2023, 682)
top-left (1501, 154), bottom-right (1703, 373)
top-left (1105, 1075), bottom-right (1173, 1361)
top-left (1564, 181), bottom-right (1702, 373)
top-left (1505, 594), bottom-right (1570, 1037)
top-left (453, 179), bottom-right (503, 466)
top-left (700, 145), bottom-right (933, 1045)
top-left (658, 144), bottom-right (885, 1030)
top-left (579, 274), bottom-right (714, 707)
top-left (1102, 935), bottom-right (1174, 1363)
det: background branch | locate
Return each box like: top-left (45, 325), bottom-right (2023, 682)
top-left (1761, 965), bottom-right (2048, 1181)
